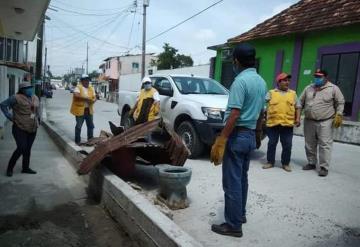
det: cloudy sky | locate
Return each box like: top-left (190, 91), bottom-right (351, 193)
top-left (45, 0), bottom-right (298, 75)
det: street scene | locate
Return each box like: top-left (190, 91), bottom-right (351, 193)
top-left (1, 0), bottom-right (360, 246)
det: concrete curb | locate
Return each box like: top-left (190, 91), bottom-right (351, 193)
top-left (42, 119), bottom-right (203, 247)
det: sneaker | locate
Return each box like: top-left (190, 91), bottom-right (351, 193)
top-left (21, 168), bottom-right (37, 174)
top-left (6, 170), bottom-right (13, 177)
top-left (282, 165), bottom-right (292, 172)
top-left (262, 163), bottom-right (274, 169)
top-left (318, 167), bottom-right (328, 177)
top-left (211, 223), bottom-right (243, 238)
top-left (302, 164), bottom-right (316, 170)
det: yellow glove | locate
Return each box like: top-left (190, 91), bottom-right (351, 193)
top-left (332, 113), bottom-right (343, 128)
top-left (210, 136), bottom-right (227, 166)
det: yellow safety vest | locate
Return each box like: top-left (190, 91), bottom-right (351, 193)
top-left (70, 85), bottom-right (96, 116)
top-left (266, 89), bottom-right (296, 127)
top-left (133, 88), bottom-right (160, 121)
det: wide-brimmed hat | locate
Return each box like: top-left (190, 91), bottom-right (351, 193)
top-left (19, 82), bottom-right (33, 90)
top-left (276, 72), bottom-right (291, 83)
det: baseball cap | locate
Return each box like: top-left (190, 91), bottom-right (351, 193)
top-left (314, 69), bottom-right (327, 77)
top-left (80, 74), bottom-right (90, 80)
top-left (233, 43), bottom-right (256, 63)
top-left (142, 77), bottom-right (152, 84)
top-left (276, 72), bottom-right (291, 83)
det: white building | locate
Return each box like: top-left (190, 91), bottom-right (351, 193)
top-left (0, 0), bottom-right (50, 127)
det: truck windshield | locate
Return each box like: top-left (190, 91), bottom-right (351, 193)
top-left (171, 76), bottom-right (229, 95)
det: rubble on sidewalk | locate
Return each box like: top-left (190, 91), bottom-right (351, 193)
top-left (77, 119), bottom-right (189, 177)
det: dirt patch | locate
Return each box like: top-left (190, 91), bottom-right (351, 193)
top-left (0, 202), bottom-right (139, 247)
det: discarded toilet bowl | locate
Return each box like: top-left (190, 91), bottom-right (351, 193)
top-left (157, 166), bottom-right (192, 210)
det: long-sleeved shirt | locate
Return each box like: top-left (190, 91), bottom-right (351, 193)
top-left (300, 82), bottom-right (345, 120)
top-left (0, 95), bottom-right (16, 121)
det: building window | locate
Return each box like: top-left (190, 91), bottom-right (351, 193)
top-left (0, 37), bottom-right (4, 60)
top-left (132, 62), bottom-right (139, 73)
top-left (12, 40), bottom-right (18, 62)
top-left (321, 52), bottom-right (360, 116)
top-left (6, 39), bottom-right (12, 61)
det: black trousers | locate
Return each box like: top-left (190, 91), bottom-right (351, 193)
top-left (7, 124), bottom-right (37, 171)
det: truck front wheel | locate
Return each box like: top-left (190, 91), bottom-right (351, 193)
top-left (176, 121), bottom-right (204, 159)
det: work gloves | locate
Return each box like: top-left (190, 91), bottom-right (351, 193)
top-left (210, 136), bottom-right (227, 166)
top-left (332, 113), bottom-right (343, 128)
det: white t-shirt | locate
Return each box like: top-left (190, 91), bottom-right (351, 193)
top-left (74, 86), bottom-right (90, 107)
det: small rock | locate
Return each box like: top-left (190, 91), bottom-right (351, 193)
top-left (209, 212), bottom-right (216, 217)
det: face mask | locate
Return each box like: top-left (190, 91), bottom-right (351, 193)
top-left (24, 88), bottom-right (33, 97)
top-left (144, 83), bottom-right (152, 90)
top-left (233, 64), bottom-right (241, 76)
top-left (314, 77), bottom-right (325, 87)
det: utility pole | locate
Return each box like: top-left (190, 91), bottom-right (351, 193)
top-left (43, 47), bottom-right (47, 88)
top-left (141, 0), bottom-right (150, 79)
top-left (35, 20), bottom-right (44, 82)
top-left (86, 41), bottom-right (89, 74)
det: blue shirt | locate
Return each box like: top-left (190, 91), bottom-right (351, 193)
top-left (0, 95), bottom-right (16, 121)
top-left (224, 68), bottom-right (267, 129)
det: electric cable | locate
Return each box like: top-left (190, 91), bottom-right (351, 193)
top-left (147, 0), bottom-right (224, 42)
top-left (50, 4), bottom-right (133, 16)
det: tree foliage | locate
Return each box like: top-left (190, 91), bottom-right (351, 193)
top-left (155, 43), bottom-right (193, 70)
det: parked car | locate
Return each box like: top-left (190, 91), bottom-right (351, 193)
top-left (118, 74), bottom-right (228, 158)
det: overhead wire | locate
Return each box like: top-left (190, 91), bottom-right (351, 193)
top-left (146, 0), bottom-right (224, 42)
top-left (52, 0), bottom-right (135, 13)
top-left (49, 4), bottom-right (133, 16)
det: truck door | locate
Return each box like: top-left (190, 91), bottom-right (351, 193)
top-left (152, 77), bottom-right (174, 127)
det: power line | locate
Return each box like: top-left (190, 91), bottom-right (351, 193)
top-left (147, 0), bottom-right (224, 42)
top-left (52, 0), bottom-right (134, 13)
top-left (51, 16), bottom-right (129, 49)
top-left (127, 3), bottom-right (138, 49)
top-left (50, 4), bottom-right (133, 16)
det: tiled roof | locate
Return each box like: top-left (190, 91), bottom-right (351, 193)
top-left (228, 0), bottom-right (360, 43)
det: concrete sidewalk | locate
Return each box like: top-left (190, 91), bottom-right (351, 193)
top-left (0, 121), bottom-right (137, 246)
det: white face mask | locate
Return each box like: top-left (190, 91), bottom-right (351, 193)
top-left (144, 84), bottom-right (152, 90)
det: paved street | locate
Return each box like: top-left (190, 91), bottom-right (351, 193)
top-left (46, 89), bottom-right (360, 247)
top-left (45, 89), bottom-right (120, 144)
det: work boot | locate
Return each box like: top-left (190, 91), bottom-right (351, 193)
top-left (302, 164), bottom-right (316, 170)
top-left (282, 164), bottom-right (292, 172)
top-left (318, 167), bottom-right (328, 177)
top-left (262, 163), bottom-right (274, 169)
top-left (6, 170), bottom-right (13, 177)
top-left (211, 223), bottom-right (243, 237)
top-left (21, 168), bottom-right (37, 174)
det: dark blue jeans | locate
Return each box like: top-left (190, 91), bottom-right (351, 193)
top-left (75, 108), bottom-right (94, 144)
top-left (8, 124), bottom-right (37, 171)
top-left (266, 125), bottom-right (293, 165)
top-left (222, 129), bottom-right (256, 229)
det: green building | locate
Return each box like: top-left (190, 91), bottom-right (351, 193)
top-left (209, 0), bottom-right (360, 121)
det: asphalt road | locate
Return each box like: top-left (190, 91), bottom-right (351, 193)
top-left (46, 88), bottom-right (360, 247)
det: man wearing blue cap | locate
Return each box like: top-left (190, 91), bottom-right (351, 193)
top-left (210, 43), bottom-right (267, 237)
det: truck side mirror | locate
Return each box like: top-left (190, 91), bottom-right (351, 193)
top-left (159, 87), bottom-right (173, 97)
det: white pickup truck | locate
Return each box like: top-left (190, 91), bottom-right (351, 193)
top-left (118, 74), bottom-right (229, 158)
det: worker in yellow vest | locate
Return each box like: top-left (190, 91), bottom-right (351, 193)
top-left (263, 72), bottom-right (301, 172)
top-left (130, 77), bottom-right (160, 125)
top-left (70, 74), bottom-right (96, 144)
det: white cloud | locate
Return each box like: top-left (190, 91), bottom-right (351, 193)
top-left (259, 2), bottom-right (294, 22)
top-left (194, 29), bottom-right (216, 41)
